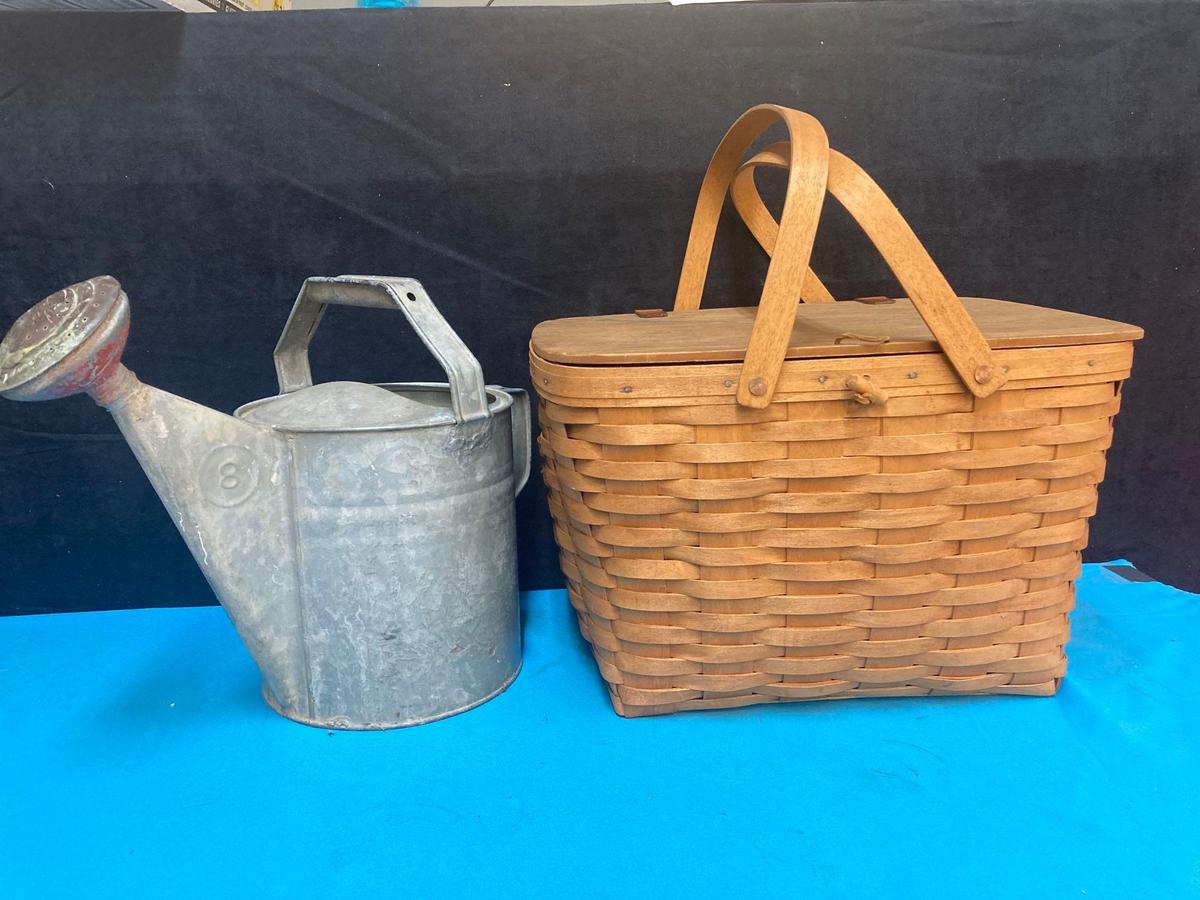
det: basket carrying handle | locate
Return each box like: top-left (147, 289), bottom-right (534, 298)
top-left (672, 107), bottom-right (1006, 408)
top-left (674, 106), bottom-right (837, 310)
top-left (673, 105), bottom-right (836, 408)
top-left (731, 141), bottom-right (1006, 401)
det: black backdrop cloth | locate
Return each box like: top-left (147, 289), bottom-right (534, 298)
top-left (1, 2), bottom-right (1197, 613)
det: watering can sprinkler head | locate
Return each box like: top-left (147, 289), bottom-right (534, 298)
top-left (0, 275), bottom-right (137, 406)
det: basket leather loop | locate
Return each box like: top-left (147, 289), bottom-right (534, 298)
top-left (672, 105), bottom-right (835, 408)
top-left (730, 140), bottom-right (1007, 400)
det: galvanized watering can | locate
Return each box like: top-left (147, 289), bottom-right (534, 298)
top-left (0, 274), bottom-right (531, 729)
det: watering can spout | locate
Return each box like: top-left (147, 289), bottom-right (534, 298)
top-left (0, 277), bottom-right (310, 711)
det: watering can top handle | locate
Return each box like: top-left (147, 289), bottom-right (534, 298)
top-left (273, 276), bottom-right (491, 424)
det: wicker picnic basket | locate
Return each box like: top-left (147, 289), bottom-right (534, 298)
top-left (530, 105), bottom-right (1142, 717)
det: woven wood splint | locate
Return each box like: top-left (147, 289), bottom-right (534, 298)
top-left (530, 105), bottom-right (1142, 717)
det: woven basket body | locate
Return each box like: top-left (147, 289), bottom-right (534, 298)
top-left (531, 106), bottom-right (1141, 717)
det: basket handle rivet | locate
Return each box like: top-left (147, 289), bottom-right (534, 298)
top-left (974, 365), bottom-right (994, 384)
top-left (748, 378), bottom-right (768, 396)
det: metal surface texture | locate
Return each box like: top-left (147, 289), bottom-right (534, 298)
top-left (0, 274), bottom-right (530, 730)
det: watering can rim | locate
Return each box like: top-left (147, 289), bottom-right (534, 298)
top-left (234, 381), bottom-right (520, 435)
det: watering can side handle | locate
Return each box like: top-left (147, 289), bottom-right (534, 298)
top-left (500, 387), bottom-right (531, 496)
top-left (273, 276), bottom-right (491, 424)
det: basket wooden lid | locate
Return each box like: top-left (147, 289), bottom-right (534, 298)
top-left (530, 298), bottom-right (1142, 366)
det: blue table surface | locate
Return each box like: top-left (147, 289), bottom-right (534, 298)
top-left (1, 561), bottom-right (1197, 899)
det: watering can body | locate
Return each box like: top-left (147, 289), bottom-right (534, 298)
top-left (0, 275), bottom-right (530, 729)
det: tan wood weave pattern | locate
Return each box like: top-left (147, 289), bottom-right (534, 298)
top-left (530, 105), bottom-right (1140, 717)
top-left (534, 344), bottom-right (1132, 716)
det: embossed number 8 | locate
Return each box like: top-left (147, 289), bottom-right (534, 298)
top-left (219, 461), bottom-right (241, 491)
